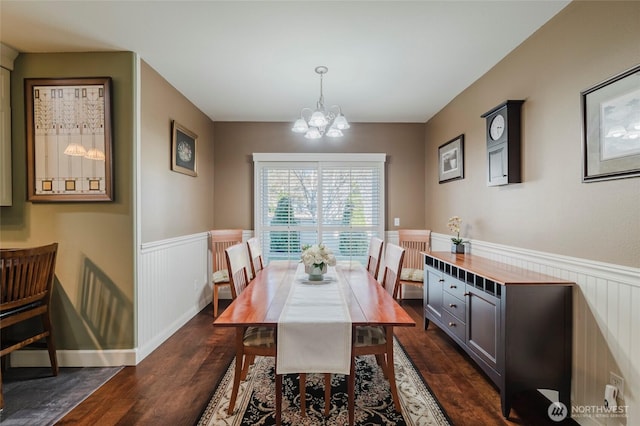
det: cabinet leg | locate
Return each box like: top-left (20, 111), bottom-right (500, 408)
top-left (560, 387), bottom-right (571, 418)
top-left (424, 318), bottom-right (430, 330)
top-left (501, 393), bottom-right (512, 419)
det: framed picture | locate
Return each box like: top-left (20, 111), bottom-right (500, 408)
top-left (171, 121), bottom-right (197, 177)
top-left (582, 64), bottom-right (640, 182)
top-left (25, 77), bottom-right (113, 202)
top-left (438, 134), bottom-right (464, 183)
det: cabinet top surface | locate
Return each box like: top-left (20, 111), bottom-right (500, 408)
top-left (424, 251), bottom-right (574, 286)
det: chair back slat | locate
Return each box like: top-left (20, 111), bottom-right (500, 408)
top-left (381, 243), bottom-right (405, 295)
top-left (246, 237), bottom-right (264, 278)
top-left (366, 237), bottom-right (384, 280)
top-left (1, 243), bottom-right (58, 311)
top-left (210, 230), bottom-right (243, 272)
top-left (225, 243), bottom-right (250, 299)
top-left (398, 229), bottom-right (431, 270)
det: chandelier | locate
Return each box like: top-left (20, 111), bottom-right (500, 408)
top-left (292, 66), bottom-right (350, 139)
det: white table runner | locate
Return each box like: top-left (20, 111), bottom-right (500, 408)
top-left (276, 264), bottom-right (352, 375)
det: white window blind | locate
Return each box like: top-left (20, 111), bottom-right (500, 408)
top-left (254, 153), bottom-right (385, 265)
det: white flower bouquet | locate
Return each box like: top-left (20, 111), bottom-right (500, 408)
top-left (300, 243), bottom-right (337, 271)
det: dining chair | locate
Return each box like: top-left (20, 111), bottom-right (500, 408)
top-left (0, 243), bottom-right (59, 410)
top-left (365, 236), bottom-right (384, 280)
top-left (394, 229), bottom-right (431, 299)
top-left (348, 242), bottom-right (405, 425)
top-left (319, 236), bottom-right (384, 416)
top-left (246, 237), bottom-right (264, 278)
top-left (210, 229), bottom-right (243, 317)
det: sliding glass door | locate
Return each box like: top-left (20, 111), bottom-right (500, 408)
top-left (254, 153), bottom-right (385, 265)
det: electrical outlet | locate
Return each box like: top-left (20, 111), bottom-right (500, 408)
top-left (394, 217), bottom-right (400, 226)
top-left (610, 372), bottom-right (624, 399)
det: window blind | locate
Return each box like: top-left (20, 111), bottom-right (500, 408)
top-left (254, 154), bottom-right (385, 265)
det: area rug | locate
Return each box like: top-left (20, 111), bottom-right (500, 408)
top-left (198, 338), bottom-right (451, 426)
top-left (0, 366), bottom-right (122, 425)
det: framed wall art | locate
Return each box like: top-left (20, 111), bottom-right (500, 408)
top-left (171, 120), bottom-right (197, 177)
top-left (438, 134), bottom-right (464, 183)
top-left (25, 77), bottom-right (113, 202)
top-left (582, 64), bottom-right (640, 182)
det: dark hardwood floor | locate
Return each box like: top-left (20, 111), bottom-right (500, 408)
top-left (58, 299), bottom-right (576, 425)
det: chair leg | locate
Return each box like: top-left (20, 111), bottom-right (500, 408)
top-left (227, 330), bottom-right (245, 415)
top-left (375, 354), bottom-right (388, 379)
top-left (324, 373), bottom-right (331, 416)
top-left (384, 328), bottom-right (401, 412)
top-left (275, 373), bottom-right (282, 426)
top-left (42, 311), bottom-right (58, 375)
top-left (0, 369), bottom-right (4, 410)
top-left (240, 354), bottom-right (255, 380)
top-left (213, 284), bottom-right (220, 317)
top-left (299, 373), bottom-right (306, 417)
top-left (393, 281), bottom-right (401, 300)
top-left (348, 358), bottom-right (356, 426)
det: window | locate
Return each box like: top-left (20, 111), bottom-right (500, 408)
top-left (254, 153), bottom-right (385, 265)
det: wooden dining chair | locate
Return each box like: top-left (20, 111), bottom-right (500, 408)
top-left (210, 229), bottom-right (243, 317)
top-left (225, 242), bottom-right (277, 416)
top-left (366, 236), bottom-right (384, 280)
top-left (0, 243), bottom-right (59, 410)
top-left (394, 229), bottom-right (431, 299)
top-left (318, 236), bottom-right (385, 417)
top-left (246, 237), bottom-right (264, 278)
top-left (348, 243), bottom-right (405, 425)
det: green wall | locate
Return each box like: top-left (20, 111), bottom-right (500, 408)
top-left (1, 52), bottom-right (136, 349)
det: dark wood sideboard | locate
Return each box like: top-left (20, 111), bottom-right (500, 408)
top-left (422, 251), bottom-right (573, 418)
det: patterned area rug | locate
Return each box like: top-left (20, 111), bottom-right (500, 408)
top-left (198, 338), bottom-right (451, 426)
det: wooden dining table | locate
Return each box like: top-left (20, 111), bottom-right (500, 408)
top-left (213, 260), bottom-right (416, 424)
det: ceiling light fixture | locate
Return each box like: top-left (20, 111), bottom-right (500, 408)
top-left (292, 66), bottom-right (350, 139)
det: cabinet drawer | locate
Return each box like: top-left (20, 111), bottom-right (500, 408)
top-left (443, 291), bottom-right (465, 321)
top-left (444, 275), bottom-right (466, 300)
top-left (442, 310), bottom-right (466, 343)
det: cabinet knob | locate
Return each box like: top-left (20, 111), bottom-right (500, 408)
top-left (450, 285), bottom-right (456, 289)
top-left (448, 322), bottom-right (456, 327)
top-left (438, 279), bottom-right (445, 282)
top-left (449, 303), bottom-right (456, 308)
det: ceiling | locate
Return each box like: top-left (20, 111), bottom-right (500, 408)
top-left (0, 1), bottom-right (569, 124)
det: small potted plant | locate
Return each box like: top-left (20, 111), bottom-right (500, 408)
top-left (447, 216), bottom-right (468, 254)
top-left (300, 243), bottom-right (337, 281)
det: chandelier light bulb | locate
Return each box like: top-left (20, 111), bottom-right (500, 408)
top-left (308, 110), bottom-right (328, 127)
top-left (304, 128), bottom-right (322, 139)
top-left (292, 118), bottom-right (309, 133)
top-left (325, 126), bottom-right (343, 138)
top-left (333, 114), bottom-right (350, 130)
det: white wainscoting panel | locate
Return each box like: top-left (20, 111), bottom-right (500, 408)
top-left (136, 232), bottom-right (210, 363)
top-left (427, 232), bottom-right (639, 426)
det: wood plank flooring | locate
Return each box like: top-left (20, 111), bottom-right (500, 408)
top-left (58, 299), bottom-right (576, 425)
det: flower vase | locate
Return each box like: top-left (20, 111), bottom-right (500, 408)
top-left (451, 243), bottom-right (465, 254)
top-left (305, 263), bottom-right (327, 281)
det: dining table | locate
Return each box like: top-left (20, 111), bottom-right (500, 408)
top-left (213, 260), bottom-right (416, 424)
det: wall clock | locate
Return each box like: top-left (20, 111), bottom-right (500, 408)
top-left (481, 100), bottom-right (524, 186)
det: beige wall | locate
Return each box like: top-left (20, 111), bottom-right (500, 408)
top-left (0, 52), bottom-right (135, 349)
top-left (213, 122), bottom-right (425, 230)
top-left (140, 61), bottom-right (215, 243)
top-left (425, 1), bottom-right (640, 268)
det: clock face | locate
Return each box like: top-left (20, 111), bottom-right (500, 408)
top-left (489, 114), bottom-right (505, 141)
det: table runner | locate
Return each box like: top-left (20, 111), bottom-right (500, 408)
top-left (276, 264), bottom-right (352, 374)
